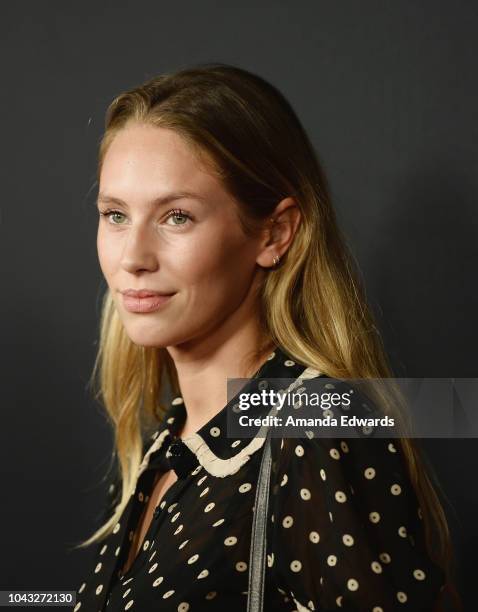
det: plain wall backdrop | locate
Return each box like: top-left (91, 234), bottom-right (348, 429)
top-left (1, 1), bottom-right (476, 609)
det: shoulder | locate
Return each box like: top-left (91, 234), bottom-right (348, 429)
top-left (273, 433), bottom-right (404, 465)
top-left (270, 434), bottom-right (414, 504)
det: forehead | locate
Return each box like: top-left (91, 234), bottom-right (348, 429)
top-left (99, 123), bottom-right (221, 196)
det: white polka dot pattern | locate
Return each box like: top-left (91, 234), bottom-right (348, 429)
top-left (73, 351), bottom-right (446, 611)
top-left (265, 415), bottom-right (446, 610)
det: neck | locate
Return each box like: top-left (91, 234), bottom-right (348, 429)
top-left (167, 324), bottom-right (274, 439)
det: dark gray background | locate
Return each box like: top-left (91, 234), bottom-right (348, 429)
top-left (0, 1), bottom-right (476, 609)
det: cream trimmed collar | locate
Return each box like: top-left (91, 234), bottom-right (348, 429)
top-left (137, 347), bottom-right (322, 480)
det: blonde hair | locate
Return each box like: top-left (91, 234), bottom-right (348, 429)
top-left (75, 63), bottom-right (460, 609)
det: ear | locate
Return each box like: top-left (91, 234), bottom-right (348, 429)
top-left (256, 197), bottom-right (302, 268)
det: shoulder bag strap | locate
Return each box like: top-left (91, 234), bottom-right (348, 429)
top-left (247, 427), bottom-right (272, 612)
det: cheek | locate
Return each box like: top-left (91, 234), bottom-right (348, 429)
top-left (96, 227), bottom-right (117, 280)
top-left (173, 232), bottom-right (256, 298)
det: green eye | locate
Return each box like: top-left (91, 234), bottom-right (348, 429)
top-left (99, 208), bottom-right (192, 227)
top-left (165, 209), bottom-right (191, 226)
top-left (109, 212), bottom-right (126, 224)
top-left (100, 210), bottom-right (127, 224)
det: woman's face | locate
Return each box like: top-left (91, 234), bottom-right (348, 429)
top-left (97, 122), bottom-right (269, 349)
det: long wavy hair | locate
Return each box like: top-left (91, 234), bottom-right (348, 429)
top-left (76, 63), bottom-right (460, 610)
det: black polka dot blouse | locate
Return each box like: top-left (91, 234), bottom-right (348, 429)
top-left (74, 347), bottom-right (446, 611)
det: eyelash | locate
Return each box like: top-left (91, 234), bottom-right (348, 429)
top-left (99, 208), bottom-right (192, 226)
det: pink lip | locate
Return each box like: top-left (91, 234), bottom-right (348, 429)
top-left (121, 292), bottom-right (175, 313)
top-left (122, 288), bottom-right (173, 298)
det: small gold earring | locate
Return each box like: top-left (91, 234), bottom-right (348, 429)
top-left (272, 254), bottom-right (280, 266)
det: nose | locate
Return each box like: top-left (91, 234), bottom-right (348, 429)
top-left (120, 223), bottom-right (159, 274)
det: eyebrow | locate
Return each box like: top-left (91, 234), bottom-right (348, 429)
top-left (96, 191), bottom-right (205, 207)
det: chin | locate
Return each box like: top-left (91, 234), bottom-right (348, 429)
top-left (129, 331), bottom-right (173, 349)
top-left (122, 316), bottom-right (203, 349)
top-left (118, 317), bottom-right (171, 348)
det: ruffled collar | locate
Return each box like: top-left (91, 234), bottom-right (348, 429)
top-left (137, 346), bottom-right (321, 480)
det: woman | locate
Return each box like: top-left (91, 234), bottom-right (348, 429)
top-left (73, 63), bottom-right (459, 611)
